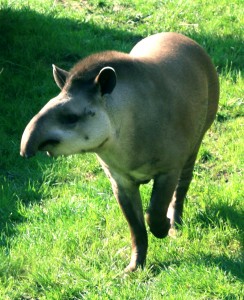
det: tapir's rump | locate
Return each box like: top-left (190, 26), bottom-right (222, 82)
top-left (20, 32), bottom-right (219, 272)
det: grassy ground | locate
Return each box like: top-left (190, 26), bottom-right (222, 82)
top-left (0, 0), bottom-right (243, 299)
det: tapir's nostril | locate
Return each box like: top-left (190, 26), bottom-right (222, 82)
top-left (38, 139), bottom-right (60, 151)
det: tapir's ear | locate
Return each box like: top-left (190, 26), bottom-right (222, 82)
top-left (52, 64), bottom-right (69, 90)
top-left (95, 67), bottom-right (117, 96)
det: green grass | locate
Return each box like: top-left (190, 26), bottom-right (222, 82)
top-left (0, 0), bottom-right (243, 299)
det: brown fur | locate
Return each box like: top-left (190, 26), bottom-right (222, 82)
top-left (20, 32), bottom-right (219, 272)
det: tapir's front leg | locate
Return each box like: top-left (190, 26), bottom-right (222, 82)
top-left (111, 177), bottom-right (148, 272)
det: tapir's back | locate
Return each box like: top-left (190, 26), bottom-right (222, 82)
top-left (130, 32), bottom-right (219, 131)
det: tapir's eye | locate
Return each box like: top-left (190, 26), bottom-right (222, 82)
top-left (60, 114), bottom-right (80, 125)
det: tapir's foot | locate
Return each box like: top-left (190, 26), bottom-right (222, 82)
top-left (124, 262), bottom-right (138, 273)
top-left (124, 248), bottom-right (146, 272)
top-left (168, 227), bottom-right (177, 238)
top-left (145, 212), bottom-right (171, 239)
top-left (124, 261), bottom-right (145, 273)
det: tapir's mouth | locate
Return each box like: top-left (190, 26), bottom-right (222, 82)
top-left (38, 139), bottom-right (60, 151)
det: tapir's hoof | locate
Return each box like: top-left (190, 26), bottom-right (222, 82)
top-left (124, 263), bottom-right (137, 273)
top-left (145, 213), bottom-right (170, 239)
top-left (168, 227), bottom-right (177, 238)
top-left (124, 256), bottom-right (146, 272)
top-left (150, 224), bottom-right (170, 238)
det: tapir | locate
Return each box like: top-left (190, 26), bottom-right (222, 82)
top-left (20, 32), bottom-right (219, 272)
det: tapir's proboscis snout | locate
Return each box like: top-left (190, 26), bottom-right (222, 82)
top-left (20, 112), bottom-right (59, 158)
top-left (20, 32), bottom-right (219, 272)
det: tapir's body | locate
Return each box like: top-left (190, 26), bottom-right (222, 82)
top-left (21, 32), bottom-right (219, 271)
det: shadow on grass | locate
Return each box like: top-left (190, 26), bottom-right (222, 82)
top-left (0, 6), bottom-right (141, 242)
top-left (189, 32), bottom-right (243, 73)
top-left (0, 5), bottom-right (242, 249)
top-left (150, 203), bottom-right (243, 281)
top-left (192, 202), bottom-right (243, 254)
top-left (150, 252), bottom-right (244, 282)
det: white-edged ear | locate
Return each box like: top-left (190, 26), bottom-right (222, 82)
top-left (95, 67), bottom-right (117, 96)
top-left (52, 64), bottom-right (69, 90)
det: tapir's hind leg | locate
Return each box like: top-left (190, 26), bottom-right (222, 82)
top-left (167, 151), bottom-right (199, 230)
top-left (145, 171), bottom-right (180, 238)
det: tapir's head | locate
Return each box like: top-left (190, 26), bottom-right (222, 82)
top-left (20, 60), bottom-right (117, 158)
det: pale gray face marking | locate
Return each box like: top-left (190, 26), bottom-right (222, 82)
top-left (41, 107), bottom-right (112, 157)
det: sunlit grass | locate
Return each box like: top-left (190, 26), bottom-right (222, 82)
top-left (0, 0), bottom-right (243, 299)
